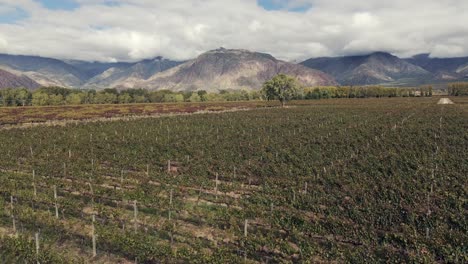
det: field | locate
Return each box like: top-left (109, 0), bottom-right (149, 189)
top-left (0, 101), bottom-right (269, 126)
top-left (0, 97), bottom-right (467, 263)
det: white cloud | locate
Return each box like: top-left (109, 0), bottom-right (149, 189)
top-left (0, 0), bottom-right (467, 61)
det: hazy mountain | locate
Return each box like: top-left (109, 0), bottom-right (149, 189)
top-left (136, 48), bottom-right (336, 91)
top-left (85, 57), bottom-right (183, 88)
top-left (65, 60), bottom-right (133, 79)
top-left (300, 52), bottom-right (431, 86)
top-left (0, 54), bottom-right (88, 87)
top-left (405, 54), bottom-right (468, 80)
top-left (2, 50), bottom-right (467, 90)
top-left (0, 69), bottom-right (40, 89)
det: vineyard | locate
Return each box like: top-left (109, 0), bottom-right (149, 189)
top-left (0, 97), bottom-right (466, 263)
top-left (0, 101), bottom-right (270, 126)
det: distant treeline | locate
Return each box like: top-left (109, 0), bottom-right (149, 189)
top-left (302, 85), bottom-right (432, 99)
top-left (0, 85), bottom-right (432, 107)
top-left (448, 82), bottom-right (468, 96)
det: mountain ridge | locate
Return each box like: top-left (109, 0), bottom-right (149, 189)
top-left (0, 68), bottom-right (41, 89)
top-left (134, 48), bottom-right (337, 91)
top-left (300, 52), bottom-right (432, 86)
top-left (1, 50), bottom-right (468, 90)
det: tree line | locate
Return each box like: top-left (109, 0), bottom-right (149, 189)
top-left (263, 74), bottom-right (432, 107)
top-left (448, 82), bottom-right (468, 96)
top-left (0, 80), bottom-right (433, 107)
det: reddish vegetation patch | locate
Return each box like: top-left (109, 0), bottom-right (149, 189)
top-left (0, 101), bottom-right (271, 125)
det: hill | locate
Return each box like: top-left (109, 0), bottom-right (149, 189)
top-left (137, 48), bottom-right (336, 91)
top-left (84, 57), bottom-right (183, 88)
top-left (0, 54), bottom-right (88, 87)
top-left (300, 52), bottom-right (431, 86)
top-left (0, 69), bottom-right (40, 89)
top-left (405, 54), bottom-right (468, 81)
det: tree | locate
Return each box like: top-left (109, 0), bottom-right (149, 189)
top-left (66, 93), bottom-right (86, 105)
top-left (262, 74), bottom-right (299, 107)
top-left (188, 93), bottom-right (201, 102)
top-left (32, 92), bottom-right (50, 106)
top-left (197, 90), bottom-right (208, 101)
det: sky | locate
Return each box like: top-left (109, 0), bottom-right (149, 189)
top-left (0, 0), bottom-right (467, 62)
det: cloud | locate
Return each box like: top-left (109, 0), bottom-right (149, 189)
top-left (0, 0), bottom-right (467, 62)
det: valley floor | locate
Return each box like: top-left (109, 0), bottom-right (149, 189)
top-left (0, 97), bottom-right (466, 263)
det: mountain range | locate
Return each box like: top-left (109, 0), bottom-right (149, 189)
top-left (301, 52), bottom-right (468, 86)
top-left (0, 49), bottom-right (468, 90)
top-left (0, 69), bottom-right (40, 90)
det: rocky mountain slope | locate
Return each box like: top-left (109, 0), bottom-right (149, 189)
top-left (2, 50), bottom-right (468, 90)
top-left (405, 54), bottom-right (468, 81)
top-left (137, 48), bottom-right (336, 91)
top-left (300, 52), bottom-right (431, 85)
top-left (0, 69), bottom-right (40, 89)
top-left (84, 57), bottom-right (183, 88)
top-left (0, 54), bottom-right (89, 87)
top-left (0, 54), bottom-right (183, 89)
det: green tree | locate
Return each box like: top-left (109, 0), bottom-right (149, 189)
top-left (262, 74), bottom-right (299, 107)
top-left (197, 90), bottom-right (208, 101)
top-left (163, 93), bottom-right (184, 102)
top-left (188, 93), bottom-right (201, 102)
top-left (118, 93), bottom-right (132, 104)
top-left (66, 93), bottom-right (85, 105)
top-left (32, 92), bottom-right (50, 106)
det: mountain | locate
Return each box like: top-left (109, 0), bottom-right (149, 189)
top-left (0, 69), bottom-right (40, 89)
top-left (405, 54), bottom-right (468, 80)
top-left (0, 54), bottom-right (88, 87)
top-left (65, 60), bottom-right (133, 79)
top-left (0, 54), bottom-right (183, 89)
top-left (84, 57), bottom-right (183, 88)
top-left (135, 48), bottom-right (336, 91)
top-left (300, 52), bottom-right (431, 86)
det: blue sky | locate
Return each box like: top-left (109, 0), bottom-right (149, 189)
top-left (0, 0), bottom-right (310, 24)
top-left (257, 0), bottom-right (311, 12)
top-left (36, 0), bottom-right (309, 11)
top-left (0, 7), bottom-right (28, 23)
top-left (39, 0), bottom-right (79, 10)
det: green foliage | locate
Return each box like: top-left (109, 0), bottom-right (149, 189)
top-left (0, 98), bottom-right (465, 262)
top-left (32, 91), bottom-right (50, 106)
top-left (448, 82), bottom-right (468, 96)
top-left (262, 74), bottom-right (300, 106)
top-left (0, 83), bottom-right (436, 108)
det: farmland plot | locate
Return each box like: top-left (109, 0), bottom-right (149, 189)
top-left (0, 97), bottom-right (466, 263)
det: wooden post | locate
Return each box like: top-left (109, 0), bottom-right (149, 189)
top-left (244, 219), bottom-right (248, 237)
top-left (92, 214), bottom-right (97, 257)
top-left (32, 170), bottom-right (37, 197)
top-left (146, 164), bottom-right (149, 176)
top-left (12, 216), bottom-right (16, 234)
top-left (120, 170), bottom-right (124, 192)
top-left (304, 182), bottom-right (308, 194)
top-left (69, 149), bottom-right (72, 159)
top-left (35, 232), bottom-right (40, 263)
top-left (169, 189), bottom-right (173, 206)
top-left (169, 189), bottom-right (173, 220)
top-left (215, 173), bottom-right (219, 199)
top-left (167, 160), bottom-right (171, 173)
top-left (133, 200), bottom-right (138, 233)
top-left (88, 182), bottom-right (94, 207)
top-left (54, 185), bottom-right (59, 219)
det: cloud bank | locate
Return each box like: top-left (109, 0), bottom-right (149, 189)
top-left (0, 0), bottom-right (467, 62)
